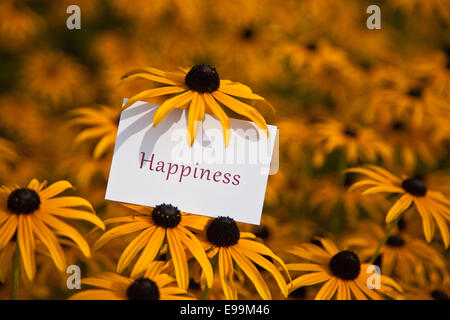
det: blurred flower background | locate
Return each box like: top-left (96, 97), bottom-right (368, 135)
top-left (0, 0), bottom-right (449, 300)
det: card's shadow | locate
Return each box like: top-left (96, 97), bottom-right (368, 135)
top-left (115, 103), bottom-right (180, 156)
top-left (138, 109), bottom-right (183, 157)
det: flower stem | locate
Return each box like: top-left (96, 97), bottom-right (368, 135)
top-left (11, 244), bottom-right (20, 300)
top-left (369, 215), bottom-right (402, 264)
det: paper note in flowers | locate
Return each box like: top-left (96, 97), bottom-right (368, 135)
top-left (105, 99), bottom-right (278, 225)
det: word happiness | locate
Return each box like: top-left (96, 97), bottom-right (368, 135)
top-left (139, 152), bottom-right (241, 185)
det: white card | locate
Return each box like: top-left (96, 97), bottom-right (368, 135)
top-left (105, 100), bottom-right (278, 225)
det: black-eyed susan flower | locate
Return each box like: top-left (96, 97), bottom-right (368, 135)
top-left (311, 119), bottom-right (392, 167)
top-left (380, 120), bottom-right (444, 171)
top-left (0, 179), bottom-right (105, 280)
top-left (70, 105), bottom-right (120, 159)
top-left (347, 166), bottom-right (450, 248)
top-left (93, 203), bottom-right (213, 290)
top-left (286, 238), bottom-right (402, 300)
top-left (120, 65), bottom-right (272, 146)
top-left (0, 0), bottom-right (41, 51)
top-left (343, 222), bottom-right (447, 285)
top-left (308, 174), bottom-right (391, 226)
top-left (69, 261), bottom-right (193, 300)
top-left (301, 42), bottom-right (364, 101)
top-left (389, 0), bottom-right (450, 22)
top-left (368, 65), bottom-right (449, 127)
top-left (208, 15), bottom-right (285, 84)
top-left (20, 51), bottom-right (92, 106)
top-left (401, 274), bottom-right (450, 300)
top-left (198, 216), bottom-right (289, 300)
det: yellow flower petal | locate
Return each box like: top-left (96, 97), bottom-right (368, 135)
top-left (187, 92), bottom-right (200, 146)
top-left (238, 244), bottom-right (288, 297)
top-left (218, 248), bottom-right (237, 300)
top-left (18, 215), bottom-right (35, 280)
top-left (117, 227), bottom-right (154, 273)
top-left (314, 277), bottom-right (339, 300)
top-left (213, 91), bottom-right (268, 137)
top-left (43, 196), bottom-right (94, 211)
top-left (39, 180), bottom-right (73, 200)
top-left (229, 246), bottom-right (271, 300)
top-left (122, 86), bottom-right (186, 110)
top-left (36, 211), bottom-right (91, 257)
top-left (93, 221), bottom-right (148, 251)
top-left (385, 194), bottom-right (413, 223)
top-left (348, 281), bottom-right (367, 300)
top-left (204, 93), bottom-right (231, 146)
top-left (30, 215), bottom-right (66, 271)
top-left (414, 198), bottom-right (436, 242)
top-left (120, 72), bottom-right (180, 86)
top-left (174, 226), bottom-right (213, 288)
top-left (46, 207), bottom-right (105, 231)
top-left (166, 228), bottom-right (189, 289)
top-left (289, 271), bottom-right (331, 291)
top-left (153, 91), bottom-right (193, 127)
top-left (0, 215), bottom-right (18, 249)
top-left (131, 227), bottom-right (165, 277)
top-left (93, 134), bottom-right (116, 159)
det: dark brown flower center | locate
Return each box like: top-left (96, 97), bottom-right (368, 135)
top-left (206, 216), bottom-right (240, 247)
top-left (443, 44), bottom-right (450, 69)
top-left (126, 278), bottom-right (160, 300)
top-left (329, 250), bottom-right (361, 280)
top-left (392, 121), bottom-right (406, 132)
top-left (386, 235), bottom-right (405, 247)
top-left (185, 64), bottom-right (220, 93)
top-left (7, 188), bottom-right (41, 214)
top-left (430, 290), bottom-right (449, 300)
top-left (444, 45), bottom-right (450, 59)
top-left (241, 27), bottom-right (255, 40)
top-left (151, 204), bottom-right (181, 228)
top-left (401, 178), bottom-right (427, 197)
top-left (306, 43), bottom-right (317, 51)
top-left (343, 127), bottom-right (357, 138)
top-left (407, 86), bottom-right (423, 98)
